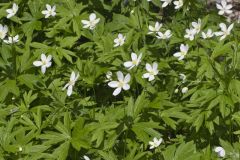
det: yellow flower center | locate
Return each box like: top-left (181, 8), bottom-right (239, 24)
top-left (132, 60), bottom-right (138, 65)
top-left (118, 81), bottom-right (124, 88)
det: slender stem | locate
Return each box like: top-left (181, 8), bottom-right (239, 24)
top-left (12, 44), bottom-right (17, 79)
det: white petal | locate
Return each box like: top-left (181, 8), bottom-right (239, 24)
top-left (47, 55), bottom-right (52, 62)
top-left (46, 62), bottom-right (52, 67)
top-left (173, 52), bottom-right (181, 57)
top-left (124, 73), bottom-right (131, 83)
top-left (41, 54), bottom-right (46, 61)
top-left (89, 13), bottom-right (96, 21)
top-left (124, 61), bottom-right (133, 68)
top-left (146, 63), bottom-right (152, 72)
top-left (70, 72), bottom-right (76, 81)
top-left (131, 52), bottom-right (137, 61)
top-left (108, 81), bottom-right (119, 88)
top-left (153, 62), bottom-right (158, 71)
top-left (81, 20), bottom-right (90, 25)
top-left (148, 75), bottom-right (155, 81)
top-left (117, 71), bottom-right (124, 81)
top-left (228, 23), bottom-right (234, 32)
top-left (123, 84), bottom-right (130, 90)
top-left (219, 23), bottom-right (227, 31)
top-left (67, 85), bottom-right (73, 96)
top-left (75, 73), bottom-right (79, 81)
top-left (62, 83), bottom-right (69, 90)
top-left (113, 87), bottom-right (121, 96)
top-left (33, 61), bottom-right (42, 66)
top-left (143, 73), bottom-right (150, 79)
top-left (46, 4), bottom-right (51, 11)
top-left (41, 66), bottom-right (46, 74)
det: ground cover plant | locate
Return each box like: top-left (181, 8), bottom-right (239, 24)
top-left (0, 0), bottom-right (240, 159)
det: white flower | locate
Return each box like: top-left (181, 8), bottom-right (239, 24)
top-left (62, 72), bottom-right (79, 96)
top-left (83, 155), bottom-right (90, 160)
top-left (148, 22), bottom-right (162, 34)
top-left (184, 28), bottom-right (197, 41)
top-left (215, 23), bottom-right (234, 40)
top-left (149, 137), bottom-right (163, 149)
top-left (156, 30), bottom-right (172, 39)
top-left (105, 71), bottom-right (113, 82)
top-left (142, 62), bottom-right (159, 81)
top-left (6, 3), bottom-right (18, 19)
top-left (0, 24), bottom-right (8, 39)
top-left (181, 87), bottom-right (188, 93)
top-left (18, 146), bottom-right (23, 152)
top-left (106, 71), bottom-right (113, 81)
top-left (3, 35), bottom-right (19, 44)
top-left (81, 13), bottom-right (100, 30)
top-left (33, 53), bottom-right (52, 74)
top-left (214, 146), bottom-right (225, 158)
top-left (114, 34), bottom-right (126, 47)
top-left (108, 71), bottom-right (131, 96)
top-left (173, 44), bottom-right (189, 60)
top-left (192, 19), bottom-right (201, 33)
top-left (201, 29), bottom-right (214, 39)
top-left (174, 88), bottom-right (179, 93)
top-left (124, 52), bottom-right (142, 70)
top-left (41, 4), bottom-right (56, 18)
top-left (161, 0), bottom-right (172, 8)
top-left (173, 0), bottom-right (183, 9)
top-left (179, 73), bottom-right (186, 83)
top-left (216, 0), bottom-right (232, 15)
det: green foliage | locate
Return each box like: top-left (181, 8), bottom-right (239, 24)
top-left (1, 0), bottom-right (240, 159)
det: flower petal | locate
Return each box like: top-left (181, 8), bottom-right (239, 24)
top-left (123, 84), bottom-right (130, 90)
top-left (33, 61), bottom-right (42, 66)
top-left (41, 66), bottom-right (46, 74)
top-left (116, 71), bottom-right (124, 81)
top-left (89, 13), bottom-right (96, 21)
top-left (124, 61), bottom-right (133, 68)
top-left (108, 81), bottom-right (119, 88)
top-left (113, 87), bottom-right (121, 96)
top-left (124, 73), bottom-right (131, 83)
top-left (67, 85), bottom-right (73, 96)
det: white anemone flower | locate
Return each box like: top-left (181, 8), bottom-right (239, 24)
top-left (201, 29), bottom-right (214, 39)
top-left (83, 155), bottom-right (90, 160)
top-left (3, 35), bottom-right (19, 44)
top-left (179, 73), bottom-right (186, 83)
top-left (156, 30), bottom-right (172, 39)
top-left (124, 52), bottom-right (142, 70)
top-left (148, 22), bottom-right (162, 34)
top-left (214, 146), bottom-right (225, 158)
top-left (142, 62), bottom-right (159, 81)
top-left (105, 71), bottom-right (113, 82)
top-left (62, 72), bottom-right (79, 96)
top-left (6, 3), bottom-right (18, 19)
top-left (192, 19), bottom-right (201, 33)
top-left (81, 13), bottom-right (100, 30)
top-left (216, 0), bottom-right (232, 15)
top-left (173, 0), bottom-right (183, 9)
top-left (181, 87), bottom-right (188, 93)
top-left (0, 24), bottom-right (8, 39)
top-left (114, 34), bottom-right (126, 47)
top-left (161, 0), bottom-right (172, 8)
top-left (173, 44), bottom-right (189, 60)
top-left (108, 71), bottom-right (131, 96)
top-left (215, 23), bottom-right (234, 40)
top-left (41, 4), bottom-right (56, 18)
top-left (184, 28), bottom-right (197, 41)
top-left (33, 53), bottom-right (52, 74)
top-left (149, 137), bottom-right (163, 149)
